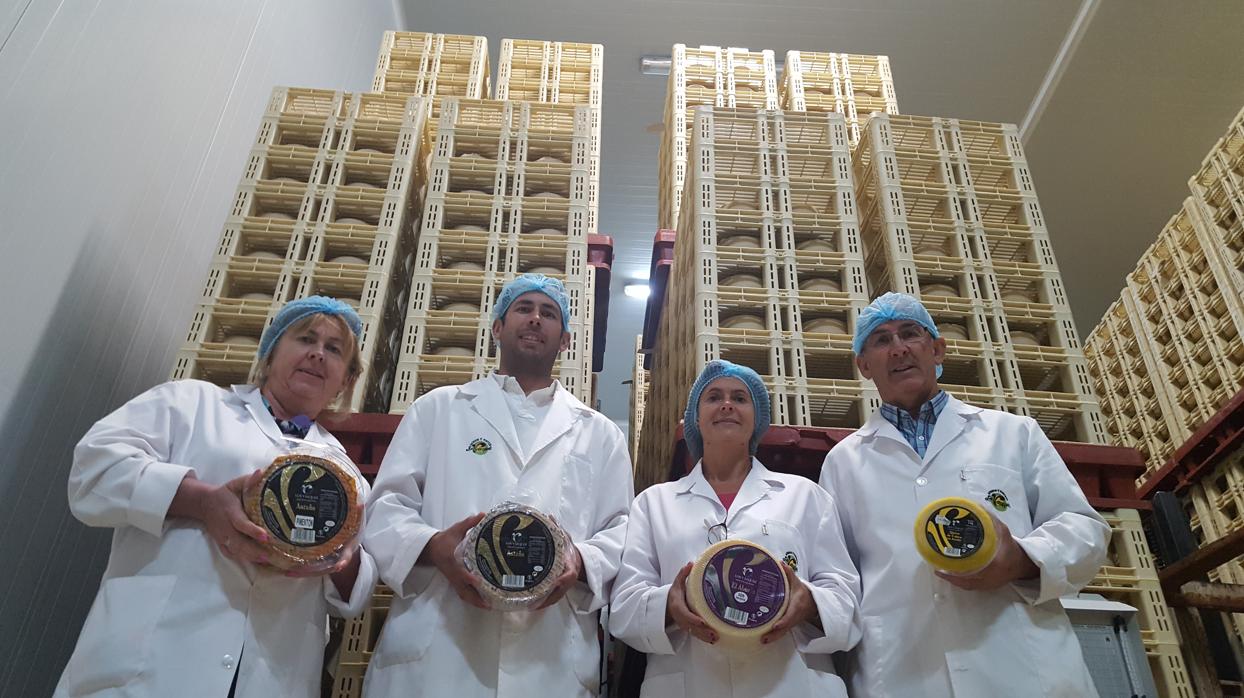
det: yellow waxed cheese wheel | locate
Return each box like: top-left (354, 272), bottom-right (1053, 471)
top-left (687, 539), bottom-right (791, 651)
top-left (914, 497), bottom-right (998, 574)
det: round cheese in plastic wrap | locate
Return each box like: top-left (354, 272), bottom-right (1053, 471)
top-left (462, 502), bottom-right (569, 611)
top-left (687, 539), bottom-right (791, 651)
top-left (243, 445), bottom-right (364, 573)
top-left (913, 496), bottom-right (998, 574)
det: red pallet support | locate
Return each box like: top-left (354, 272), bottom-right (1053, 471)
top-left (665, 424), bottom-right (1148, 509)
top-left (1138, 387), bottom-right (1244, 498)
top-left (589, 233), bottom-right (613, 373)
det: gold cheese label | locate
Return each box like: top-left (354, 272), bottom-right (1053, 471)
top-left (258, 459), bottom-right (348, 547)
top-left (473, 511), bottom-right (556, 592)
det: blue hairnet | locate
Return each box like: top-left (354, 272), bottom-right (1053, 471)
top-left (493, 273), bottom-right (571, 332)
top-left (258, 296), bottom-right (363, 360)
top-left (853, 292), bottom-right (943, 378)
top-left (684, 360), bottom-right (771, 461)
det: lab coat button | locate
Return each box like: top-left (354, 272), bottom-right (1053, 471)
top-left (222, 654), bottom-right (235, 669)
top-left (916, 477), bottom-right (928, 486)
top-left (933, 592), bottom-right (943, 602)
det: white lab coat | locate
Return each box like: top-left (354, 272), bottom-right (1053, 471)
top-left (362, 376), bottom-right (633, 697)
top-left (610, 459), bottom-right (861, 698)
top-left (56, 380), bottom-right (377, 698)
top-left (818, 394), bottom-right (1109, 697)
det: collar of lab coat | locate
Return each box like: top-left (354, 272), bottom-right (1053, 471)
top-left (856, 392), bottom-right (983, 466)
top-left (676, 457), bottom-right (784, 518)
top-left (230, 384), bottom-right (335, 450)
top-left (457, 375), bottom-right (591, 465)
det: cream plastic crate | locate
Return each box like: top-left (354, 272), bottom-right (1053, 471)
top-left (372, 31), bottom-right (489, 101)
top-left (780, 51), bottom-right (899, 145)
top-left (496, 39), bottom-right (603, 111)
top-left (629, 335), bottom-right (649, 471)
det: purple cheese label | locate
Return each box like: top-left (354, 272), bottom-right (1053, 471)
top-left (700, 544), bottom-right (787, 629)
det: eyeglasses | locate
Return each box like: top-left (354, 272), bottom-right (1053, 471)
top-left (706, 520), bottom-right (728, 545)
top-left (864, 323), bottom-right (930, 352)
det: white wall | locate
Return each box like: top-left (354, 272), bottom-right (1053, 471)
top-left (0, 2), bottom-right (401, 693)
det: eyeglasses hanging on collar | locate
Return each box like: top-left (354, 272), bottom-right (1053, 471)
top-left (705, 518), bottom-right (728, 545)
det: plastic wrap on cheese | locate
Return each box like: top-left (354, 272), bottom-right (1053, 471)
top-left (687, 539), bottom-right (791, 650)
top-left (461, 501), bottom-right (569, 611)
top-left (243, 443), bottom-right (364, 573)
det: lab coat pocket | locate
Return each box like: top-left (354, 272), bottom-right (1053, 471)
top-left (960, 464), bottom-right (1032, 537)
top-left (558, 453), bottom-right (596, 535)
top-left (761, 519), bottom-right (806, 579)
top-left (64, 574), bottom-right (176, 694)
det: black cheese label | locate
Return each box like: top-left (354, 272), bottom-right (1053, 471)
top-left (258, 459), bottom-right (349, 547)
top-left (473, 511), bottom-right (556, 592)
top-left (923, 504), bottom-right (986, 559)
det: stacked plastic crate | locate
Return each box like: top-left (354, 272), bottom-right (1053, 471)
top-left (638, 107), bottom-right (872, 489)
top-left (853, 113), bottom-right (1108, 445)
top-left (658, 45), bottom-right (779, 231)
top-left (172, 87), bottom-right (428, 412)
top-left (629, 335), bottom-right (649, 468)
top-left (780, 51), bottom-right (899, 147)
top-left (387, 38), bottom-right (603, 412)
top-left (371, 31), bottom-right (490, 131)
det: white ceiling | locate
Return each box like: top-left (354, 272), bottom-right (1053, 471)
top-left (398, 0), bottom-right (1244, 427)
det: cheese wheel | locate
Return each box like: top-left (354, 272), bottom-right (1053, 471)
top-left (454, 224), bottom-right (487, 232)
top-left (449, 261), bottom-right (485, 271)
top-left (459, 152), bottom-right (484, 159)
top-left (721, 315), bottom-right (764, 330)
top-left (464, 503), bottom-right (567, 611)
top-left (355, 147), bottom-right (384, 154)
top-left (913, 497), bottom-right (998, 574)
top-left (797, 239), bottom-right (834, 252)
top-left (241, 292), bottom-right (273, 301)
top-left (722, 200), bottom-right (758, 212)
top-left (222, 335), bottom-right (259, 347)
top-left (535, 155), bottom-right (563, 164)
top-left (271, 177), bottom-right (302, 184)
top-left (921, 283), bottom-right (957, 298)
top-left (721, 274), bottom-right (763, 288)
top-left (804, 318), bottom-right (847, 334)
top-left (528, 266), bottom-right (561, 275)
top-left (443, 302), bottom-right (478, 313)
top-left (1009, 330), bottom-right (1040, 346)
top-left (336, 217), bottom-right (368, 226)
top-left (687, 539), bottom-right (790, 650)
top-left (800, 278), bottom-right (841, 292)
top-left (915, 243), bottom-right (948, 257)
top-left (347, 181), bottom-right (380, 189)
top-left (459, 188), bottom-right (489, 195)
top-left (937, 323), bottom-right (969, 340)
top-left (720, 235), bottom-right (760, 248)
top-left (432, 346), bottom-right (474, 357)
top-left (528, 228), bottom-right (565, 236)
top-left (329, 255), bottom-right (368, 265)
top-left (259, 212), bottom-right (295, 221)
top-left (531, 191), bottom-right (565, 199)
top-left (245, 251), bottom-right (282, 260)
top-left (244, 452), bottom-right (363, 572)
top-left (1003, 290), bottom-right (1035, 303)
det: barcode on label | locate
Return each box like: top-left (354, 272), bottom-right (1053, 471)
top-left (290, 528), bottom-right (316, 544)
top-left (294, 515), bottom-right (314, 529)
top-left (724, 607), bottom-right (749, 625)
top-left (501, 575), bottom-right (526, 589)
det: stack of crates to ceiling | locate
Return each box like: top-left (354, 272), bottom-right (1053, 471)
top-left (372, 31), bottom-right (490, 131)
top-left (854, 113), bottom-right (1108, 444)
top-left (780, 51), bottom-right (899, 147)
top-left (638, 107), bottom-right (873, 488)
top-left (1182, 452), bottom-right (1244, 648)
top-left (1084, 509), bottom-right (1194, 698)
top-left (172, 87), bottom-right (429, 412)
top-left (1084, 299), bottom-right (1185, 478)
top-left (629, 335), bottom-right (649, 468)
top-left (659, 45), bottom-right (778, 230)
top-left (496, 39), bottom-right (603, 115)
top-left (388, 97), bottom-right (599, 412)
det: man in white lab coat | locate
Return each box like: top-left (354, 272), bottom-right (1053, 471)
top-left (363, 273), bottom-right (633, 697)
top-left (818, 292), bottom-right (1109, 697)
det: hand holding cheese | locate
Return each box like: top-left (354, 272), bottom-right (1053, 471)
top-left (666, 561), bottom-right (718, 645)
top-left (760, 561), bottom-right (819, 644)
top-left (176, 468), bottom-right (273, 566)
top-left (422, 512), bottom-right (490, 610)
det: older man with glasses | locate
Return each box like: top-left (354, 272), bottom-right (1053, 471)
top-left (818, 292), bottom-right (1109, 697)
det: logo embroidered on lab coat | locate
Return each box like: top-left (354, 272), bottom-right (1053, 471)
top-left (467, 438), bottom-right (493, 455)
top-left (985, 489), bottom-right (1010, 512)
top-left (782, 552), bottom-right (798, 572)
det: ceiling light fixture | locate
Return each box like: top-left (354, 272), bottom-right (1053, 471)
top-left (623, 283), bottom-right (651, 300)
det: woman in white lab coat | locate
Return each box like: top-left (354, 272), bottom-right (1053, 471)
top-left (610, 360), bottom-right (861, 698)
top-left (56, 296), bottom-right (378, 698)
